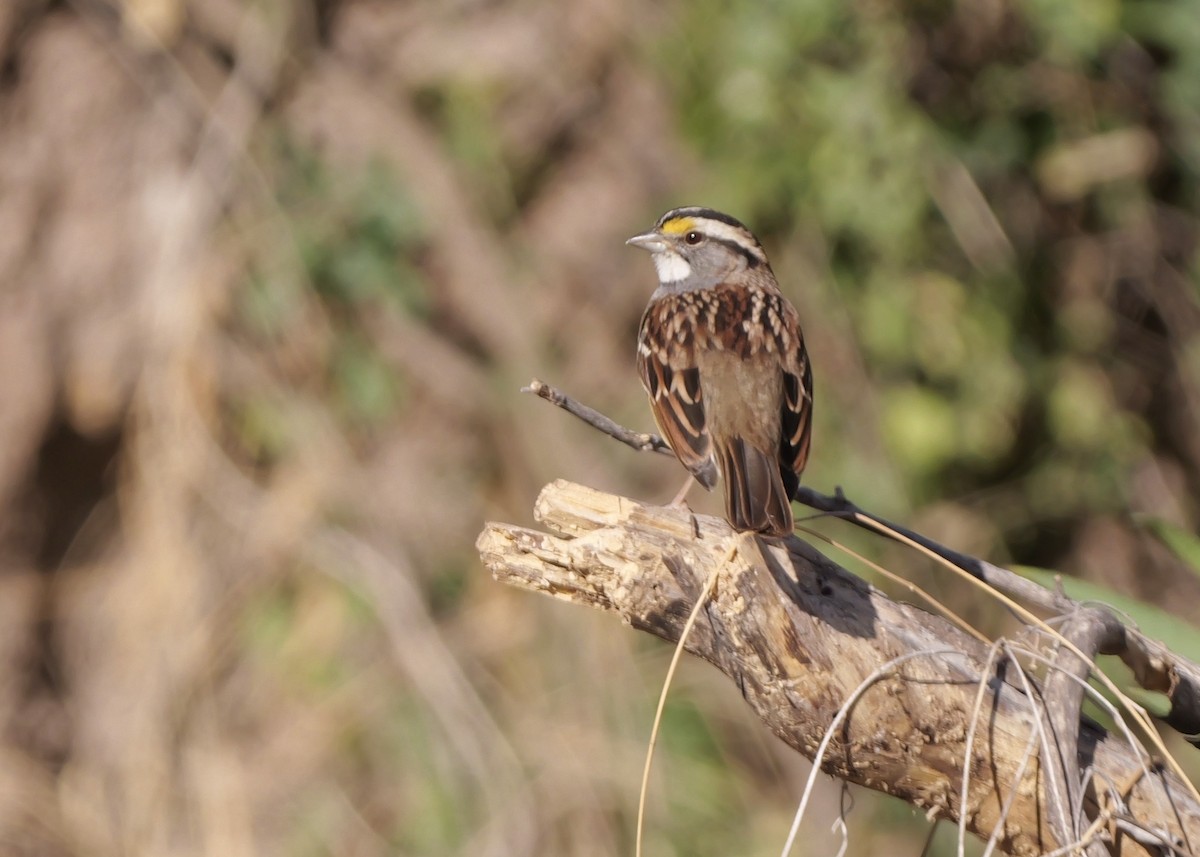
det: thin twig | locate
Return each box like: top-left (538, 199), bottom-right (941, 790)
top-left (960, 640), bottom-right (1005, 857)
top-left (524, 378), bottom-right (672, 455)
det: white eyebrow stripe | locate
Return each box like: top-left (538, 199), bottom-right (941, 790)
top-left (694, 219), bottom-right (766, 260)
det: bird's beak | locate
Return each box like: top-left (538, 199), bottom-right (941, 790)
top-left (626, 231), bottom-right (668, 253)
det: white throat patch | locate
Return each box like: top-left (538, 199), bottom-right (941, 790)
top-left (653, 252), bottom-right (692, 283)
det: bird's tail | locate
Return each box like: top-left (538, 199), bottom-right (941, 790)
top-left (716, 438), bottom-right (794, 537)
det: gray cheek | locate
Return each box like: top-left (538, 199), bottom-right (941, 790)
top-left (693, 250), bottom-right (742, 281)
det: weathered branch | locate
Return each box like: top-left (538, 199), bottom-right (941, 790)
top-left (522, 378), bottom-right (1200, 743)
top-left (478, 480), bottom-right (1200, 855)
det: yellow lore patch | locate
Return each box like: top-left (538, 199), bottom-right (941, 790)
top-left (660, 217), bottom-right (696, 235)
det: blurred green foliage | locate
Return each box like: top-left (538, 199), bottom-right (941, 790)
top-left (283, 146), bottom-right (428, 313)
top-left (242, 140), bottom-right (431, 430)
top-left (1147, 516), bottom-right (1200, 571)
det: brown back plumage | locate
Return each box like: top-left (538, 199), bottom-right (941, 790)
top-left (637, 276), bottom-right (813, 537)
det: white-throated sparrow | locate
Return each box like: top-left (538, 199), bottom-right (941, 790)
top-left (628, 207), bottom-right (813, 537)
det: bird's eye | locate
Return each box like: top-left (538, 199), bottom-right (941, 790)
top-left (684, 231), bottom-right (704, 245)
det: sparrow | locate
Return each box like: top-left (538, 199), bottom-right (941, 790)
top-left (629, 207), bottom-right (813, 537)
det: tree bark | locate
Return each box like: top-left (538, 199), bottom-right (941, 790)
top-left (477, 479), bottom-right (1200, 857)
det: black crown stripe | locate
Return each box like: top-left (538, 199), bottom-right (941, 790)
top-left (656, 207), bottom-right (751, 233)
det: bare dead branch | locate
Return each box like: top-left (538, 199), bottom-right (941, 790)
top-left (478, 480), bottom-right (1200, 855)
top-left (521, 378), bottom-right (1200, 744)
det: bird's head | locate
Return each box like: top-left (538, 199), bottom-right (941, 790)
top-left (627, 207), bottom-right (768, 289)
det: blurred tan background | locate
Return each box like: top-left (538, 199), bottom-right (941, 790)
top-left (2, 0), bottom-right (1200, 854)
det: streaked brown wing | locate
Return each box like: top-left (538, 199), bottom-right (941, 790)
top-left (637, 305), bottom-right (718, 489)
top-left (779, 335), bottom-right (813, 499)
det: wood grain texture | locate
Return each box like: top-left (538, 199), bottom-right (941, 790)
top-left (478, 480), bottom-right (1200, 857)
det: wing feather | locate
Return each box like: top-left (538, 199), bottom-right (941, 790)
top-left (637, 305), bottom-right (718, 489)
top-left (779, 341), bottom-right (813, 500)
